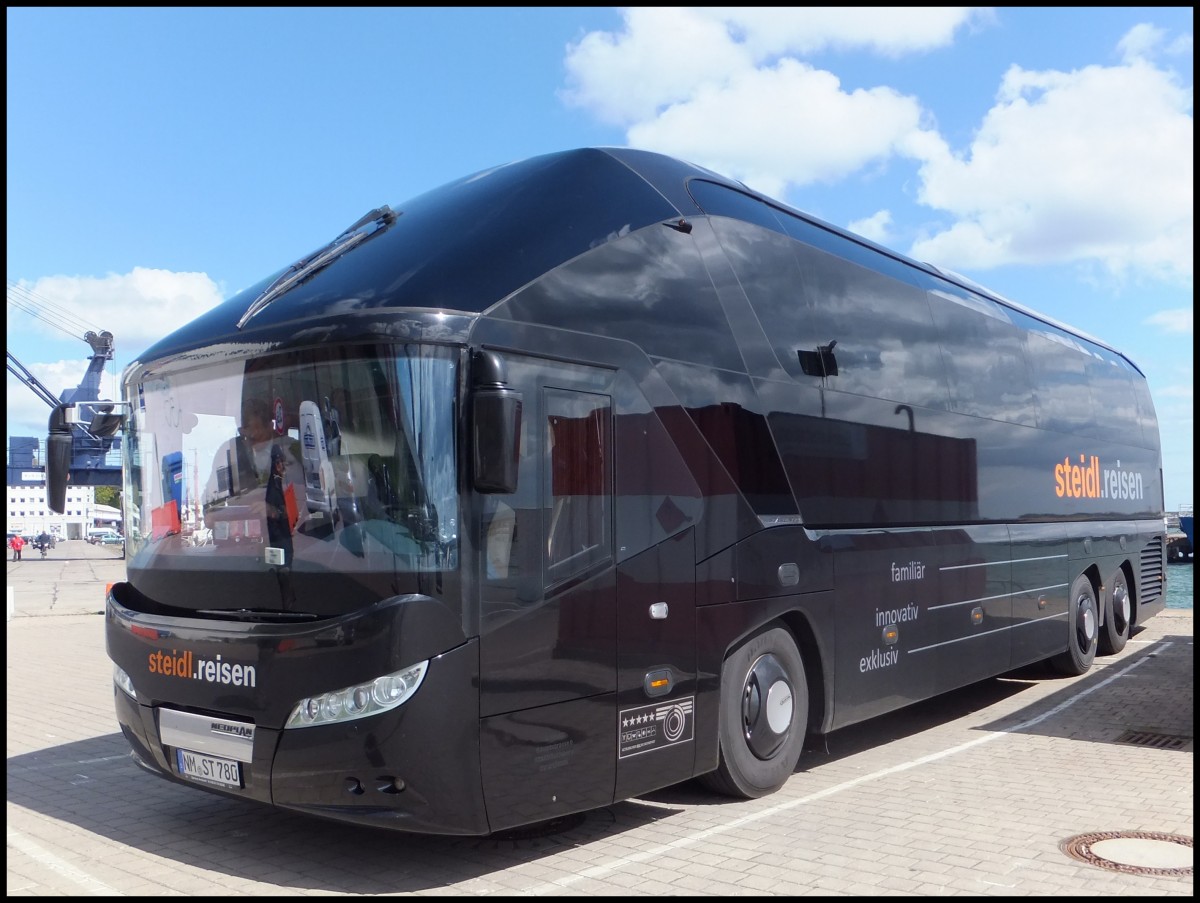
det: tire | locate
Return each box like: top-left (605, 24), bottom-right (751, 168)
top-left (1051, 574), bottom-right (1099, 676)
top-left (1099, 568), bottom-right (1132, 655)
top-left (699, 626), bottom-right (808, 799)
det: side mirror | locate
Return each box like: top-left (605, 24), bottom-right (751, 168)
top-left (470, 351), bottom-right (522, 494)
top-left (46, 404), bottom-right (74, 514)
top-left (45, 401), bottom-right (129, 513)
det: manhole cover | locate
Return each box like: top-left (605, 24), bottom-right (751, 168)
top-left (1061, 831), bottom-right (1192, 876)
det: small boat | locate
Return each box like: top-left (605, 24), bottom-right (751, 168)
top-left (1167, 505), bottom-right (1193, 562)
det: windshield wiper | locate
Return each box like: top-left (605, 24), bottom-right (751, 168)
top-left (236, 205), bottom-right (398, 329)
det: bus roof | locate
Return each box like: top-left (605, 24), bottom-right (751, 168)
top-left (132, 147), bottom-right (1140, 374)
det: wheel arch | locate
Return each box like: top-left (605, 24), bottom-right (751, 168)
top-left (721, 609), bottom-right (830, 742)
top-left (1114, 559), bottom-right (1136, 612)
top-left (777, 610), bottom-right (828, 741)
top-left (1098, 559), bottom-right (1136, 656)
top-left (1051, 566), bottom-right (1103, 675)
top-left (699, 619), bottom-right (812, 798)
top-left (1096, 558), bottom-right (1136, 629)
top-left (695, 592), bottom-right (837, 765)
top-left (1080, 561), bottom-right (1105, 631)
top-left (1080, 562), bottom-right (1103, 604)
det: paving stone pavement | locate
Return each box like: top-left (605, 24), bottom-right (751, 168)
top-left (7, 543), bottom-right (1193, 895)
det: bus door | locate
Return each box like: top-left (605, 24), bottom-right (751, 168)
top-left (612, 527), bottom-right (697, 802)
top-left (476, 359), bottom-right (620, 831)
top-left (608, 399), bottom-right (703, 802)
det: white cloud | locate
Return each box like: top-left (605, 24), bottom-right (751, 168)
top-left (627, 59), bottom-right (931, 198)
top-left (561, 7), bottom-right (985, 127)
top-left (1117, 23), bottom-right (1167, 63)
top-left (697, 7), bottom-right (992, 57)
top-left (1144, 308), bottom-right (1194, 334)
top-left (1158, 383), bottom-right (1194, 399)
top-left (847, 209), bottom-right (894, 244)
top-left (563, 9), bottom-right (956, 199)
top-left (910, 50), bottom-right (1194, 281)
top-left (562, 13), bottom-right (1192, 284)
top-left (8, 268), bottom-right (224, 438)
top-left (7, 359), bottom-right (113, 439)
top-left (561, 8), bottom-right (753, 127)
top-left (11, 268), bottom-right (224, 356)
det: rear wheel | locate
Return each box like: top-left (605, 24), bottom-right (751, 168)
top-left (1051, 575), bottom-right (1099, 675)
top-left (699, 626), bottom-right (807, 799)
top-left (1099, 568), bottom-right (1132, 655)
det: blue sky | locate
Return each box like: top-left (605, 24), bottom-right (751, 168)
top-left (6, 7), bottom-right (1194, 508)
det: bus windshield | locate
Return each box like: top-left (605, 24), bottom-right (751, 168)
top-left (123, 343), bottom-right (459, 615)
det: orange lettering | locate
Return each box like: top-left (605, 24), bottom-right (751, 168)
top-left (1051, 453), bottom-right (1114, 501)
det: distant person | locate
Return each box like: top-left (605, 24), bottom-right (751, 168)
top-left (264, 444), bottom-right (296, 566)
top-left (362, 454), bottom-right (397, 521)
top-left (9, 533), bottom-right (25, 561)
top-left (248, 399), bottom-right (304, 484)
top-left (213, 397), bottom-right (302, 501)
top-left (240, 398), bottom-right (281, 479)
top-left (264, 443), bottom-right (298, 608)
top-left (324, 390), bottom-right (347, 456)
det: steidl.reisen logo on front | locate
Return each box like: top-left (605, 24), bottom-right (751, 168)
top-left (147, 650), bottom-right (257, 687)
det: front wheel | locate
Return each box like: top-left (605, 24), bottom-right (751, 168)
top-left (1099, 568), bottom-right (1132, 655)
top-left (1051, 574), bottom-right (1099, 676)
top-left (699, 626), bottom-right (808, 799)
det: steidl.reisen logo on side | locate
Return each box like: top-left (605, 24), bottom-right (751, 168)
top-left (1054, 454), bottom-right (1144, 501)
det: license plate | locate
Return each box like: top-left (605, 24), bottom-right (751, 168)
top-left (175, 748), bottom-right (242, 789)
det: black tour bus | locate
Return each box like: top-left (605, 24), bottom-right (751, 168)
top-left (48, 147), bottom-right (1166, 836)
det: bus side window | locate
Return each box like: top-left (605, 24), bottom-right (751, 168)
top-left (544, 388), bottom-right (611, 585)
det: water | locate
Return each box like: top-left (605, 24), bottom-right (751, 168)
top-left (1165, 562), bottom-right (1193, 610)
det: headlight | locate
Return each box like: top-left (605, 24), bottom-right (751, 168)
top-left (285, 661), bottom-right (428, 729)
top-left (113, 663), bottom-right (137, 699)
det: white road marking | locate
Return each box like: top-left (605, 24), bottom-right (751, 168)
top-left (7, 829), bottom-right (124, 896)
top-left (521, 644), bottom-right (1169, 894)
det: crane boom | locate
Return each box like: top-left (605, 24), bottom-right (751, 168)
top-left (7, 352), bottom-right (61, 408)
top-left (6, 331), bottom-right (121, 488)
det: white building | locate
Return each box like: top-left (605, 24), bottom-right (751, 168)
top-left (7, 436), bottom-right (122, 539)
top-left (6, 483), bottom-right (120, 540)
